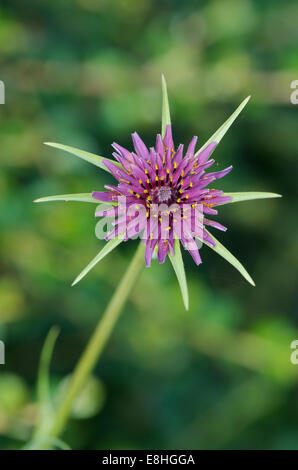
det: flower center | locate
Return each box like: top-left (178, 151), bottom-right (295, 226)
top-left (157, 186), bottom-right (172, 203)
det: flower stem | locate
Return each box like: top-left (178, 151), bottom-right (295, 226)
top-left (49, 242), bottom-right (145, 441)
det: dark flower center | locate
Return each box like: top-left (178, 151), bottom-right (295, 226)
top-left (151, 185), bottom-right (176, 205)
top-left (158, 186), bottom-right (172, 202)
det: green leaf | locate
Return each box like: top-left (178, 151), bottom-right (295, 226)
top-left (199, 230), bottom-right (255, 287)
top-left (195, 96), bottom-right (251, 156)
top-left (34, 193), bottom-right (98, 203)
top-left (37, 327), bottom-right (60, 407)
top-left (221, 191), bottom-right (282, 205)
top-left (161, 73), bottom-right (171, 139)
top-left (72, 235), bottom-right (124, 286)
top-left (169, 237), bottom-right (189, 310)
top-left (33, 327), bottom-right (60, 439)
top-left (44, 142), bottom-right (120, 172)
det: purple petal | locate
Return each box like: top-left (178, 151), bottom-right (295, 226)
top-left (145, 239), bottom-right (157, 267)
top-left (92, 191), bottom-right (119, 203)
top-left (197, 142), bottom-right (217, 165)
top-left (157, 240), bottom-right (169, 264)
top-left (155, 134), bottom-right (164, 157)
top-left (207, 165), bottom-right (233, 180)
top-left (173, 144), bottom-right (184, 165)
top-left (186, 136), bottom-right (198, 157)
top-left (102, 158), bottom-right (130, 182)
top-left (163, 125), bottom-right (174, 151)
top-left (112, 142), bottom-right (133, 161)
top-left (203, 229), bottom-right (216, 246)
top-left (202, 206), bottom-right (218, 215)
top-left (188, 246), bottom-right (202, 265)
top-left (132, 132), bottom-right (149, 159)
top-left (204, 219), bottom-right (227, 231)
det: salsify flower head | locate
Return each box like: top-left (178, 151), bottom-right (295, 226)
top-left (35, 75), bottom-right (281, 309)
top-left (93, 126), bottom-right (232, 267)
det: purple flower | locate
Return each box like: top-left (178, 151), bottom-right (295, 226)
top-left (36, 75), bottom-right (281, 308)
top-left (93, 126), bottom-right (232, 267)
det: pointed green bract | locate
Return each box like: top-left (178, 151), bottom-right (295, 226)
top-left (34, 193), bottom-right (98, 203)
top-left (195, 96), bottom-right (251, 156)
top-left (169, 237), bottom-right (189, 310)
top-left (72, 235), bottom-right (125, 286)
top-left (44, 142), bottom-right (120, 172)
top-left (198, 230), bottom-right (255, 287)
top-left (221, 191), bottom-right (282, 205)
top-left (162, 75), bottom-right (189, 309)
top-left (161, 73), bottom-right (171, 139)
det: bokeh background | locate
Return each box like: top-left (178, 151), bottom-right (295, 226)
top-left (0, 0), bottom-right (298, 450)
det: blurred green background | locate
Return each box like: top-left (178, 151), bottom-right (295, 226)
top-left (0, 0), bottom-right (298, 450)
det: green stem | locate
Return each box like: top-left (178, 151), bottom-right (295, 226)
top-left (49, 242), bottom-right (145, 442)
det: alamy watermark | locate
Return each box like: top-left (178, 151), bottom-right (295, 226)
top-left (94, 197), bottom-right (204, 251)
top-left (0, 340), bottom-right (5, 364)
top-left (290, 340), bottom-right (298, 365)
top-left (0, 80), bottom-right (5, 104)
top-left (290, 80), bottom-right (298, 104)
